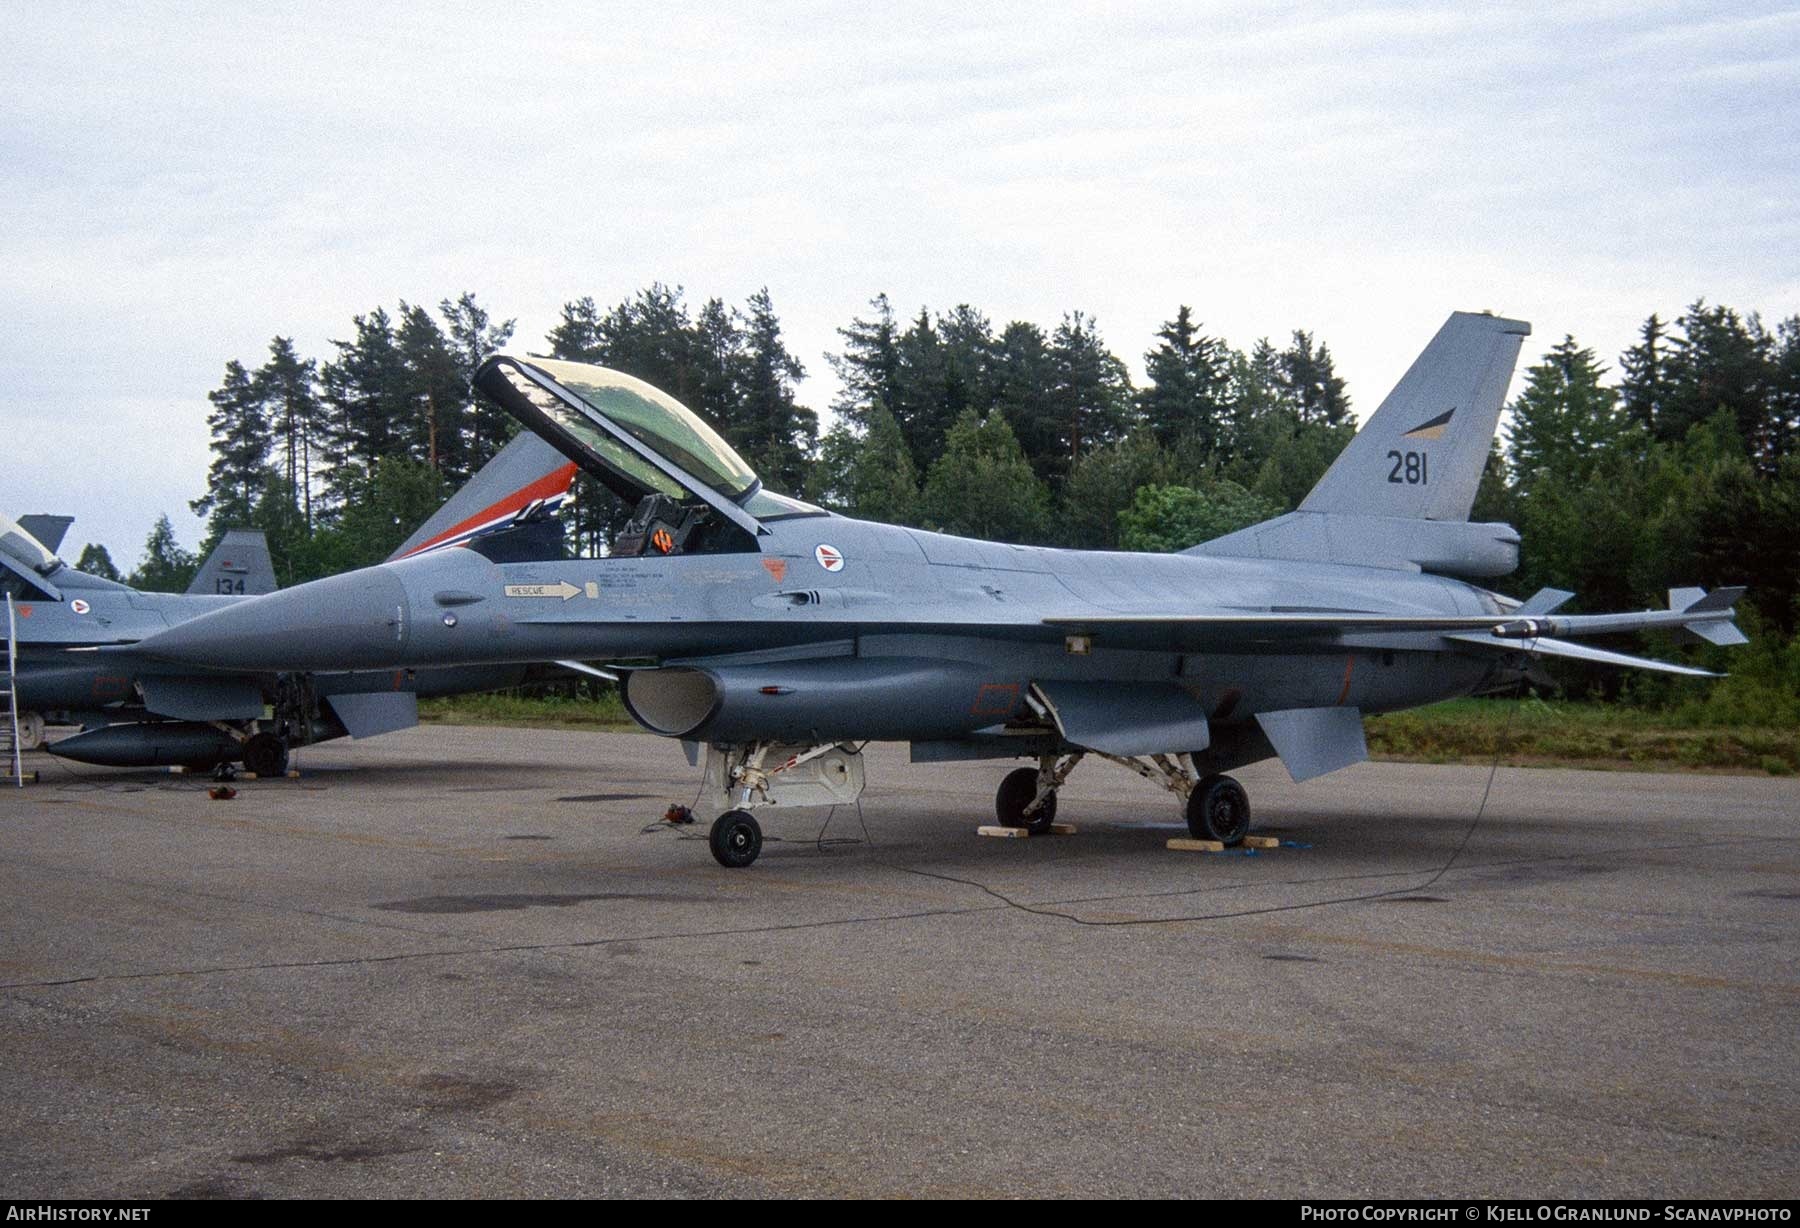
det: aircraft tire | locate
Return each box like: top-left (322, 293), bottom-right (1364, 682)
top-left (16, 711), bottom-right (46, 751)
top-left (1187, 775), bottom-right (1250, 846)
top-left (242, 732), bottom-right (289, 778)
top-left (709, 809), bottom-right (763, 868)
top-left (996, 766), bottom-right (1057, 834)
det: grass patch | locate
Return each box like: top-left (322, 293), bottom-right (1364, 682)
top-left (419, 692), bottom-right (1799, 775)
top-left (418, 690), bottom-right (636, 731)
top-left (1366, 697), bottom-right (1800, 775)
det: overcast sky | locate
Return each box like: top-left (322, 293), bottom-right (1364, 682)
top-left (5, 1), bottom-right (1796, 568)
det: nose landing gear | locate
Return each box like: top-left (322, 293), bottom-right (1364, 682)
top-left (709, 810), bottom-right (763, 868)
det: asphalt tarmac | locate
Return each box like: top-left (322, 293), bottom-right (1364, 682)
top-left (2, 726), bottom-right (1796, 1199)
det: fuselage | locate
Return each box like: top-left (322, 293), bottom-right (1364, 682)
top-left (129, 511), bottom-right (1514, 746)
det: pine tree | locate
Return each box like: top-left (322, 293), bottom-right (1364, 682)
top-left (1506, 336), bottom-right (1632, 486)
top-left (256, 337), bottom-right (321, 530)
top-left (826, 294), bottom-right (903, 429)
top-left (1619, 313), bottom-right (1669, 433)
top-left (1139, 306), bottom-right (1229, 454)
top-left (991, 320), bottom-right (1060, 482)
top-left (1116, 481), bottom-right (1284, 552)
top-left (319, 307), bottom-right (411, 503)
top-left (396, 302), bottom-right (468, 479)
top-left (690, 297), bottom-right (744, 429)
top-left (1769, 316), bottom-right (1800, 463)
top-left (1277, 330), bottom-right (1351, 426)
top-left (547, 296), bottom-right (606, 361)
top-left (939, 304), bottom-right (998, 424)
top-left (1046, 312), bottom-right (1134, 478)
top-left (439, 292), bottom-right (516, 469)
top-left (127, 515), bottom-right (198, 593)
top-left (191, 360), bottom-right (271, 531)
top-left (846, 406), bottom-right (919, 524)
top-left (918, 409), bottom-right (1049, 543)
top-left (75, 543), bottom-right (120, 581)
top-left (733, 287), bottom-right (815, 491)
top-left (892, 308), bottom-right (950, 465)
top-left (1661, 301), bottom-right (1772, 461)
top-left (599, 283), bottom-right (698, 403)
top-left (1058, 431), bottom-right (1176, 549)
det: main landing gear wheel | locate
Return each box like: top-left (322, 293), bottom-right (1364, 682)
top-left (241, 732), bottom-right (290, 778)
top-left (1187, 774), bottom-right (1251, 846)
top-left (16, 711), bottom-right (45, 752)
top-left (709, 809), bottom-right (763, 868)
top-left (995, 766), bottom-right (1057, 835)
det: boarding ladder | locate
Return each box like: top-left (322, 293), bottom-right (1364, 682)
top-left (4, 593), bottom-right (28, 786)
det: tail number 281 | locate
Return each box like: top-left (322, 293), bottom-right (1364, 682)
top-left (1387, 450), bottom-right (1428, 485)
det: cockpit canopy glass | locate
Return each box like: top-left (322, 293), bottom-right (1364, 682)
top-left (477, 357), bottom-right (826, 525)
top-left (523, 359), bottom-right (759, 499)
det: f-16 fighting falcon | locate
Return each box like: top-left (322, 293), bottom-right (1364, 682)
top-left (4, 431), bottom-right (580, 777)
top-left (119, 312), bottom-right (1747, 865)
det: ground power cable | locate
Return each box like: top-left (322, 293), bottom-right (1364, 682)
top-left (827, 684), bottom-right (1526, 928)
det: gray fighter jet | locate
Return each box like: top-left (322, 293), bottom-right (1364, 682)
top-left (122, 312), bottom-right (1747, 864)
top-left (5, 431), bottom-right (582, 775)
top-left (3, 520), bottom-right (281, 753)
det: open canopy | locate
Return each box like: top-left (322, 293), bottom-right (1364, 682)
top-left (474, 356), bottom-right (821, 536)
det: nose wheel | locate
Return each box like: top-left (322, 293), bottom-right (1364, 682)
top-left (1186, 774), bottom-right (1250, 845)
top-left (709, 809), bottom-right (763, 868)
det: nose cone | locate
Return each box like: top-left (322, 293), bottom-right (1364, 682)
top-left (134, 566), bottom-right (412, 672)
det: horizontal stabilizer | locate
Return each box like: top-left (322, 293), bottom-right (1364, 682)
top-left (1444, 632), bottom-right (1721, 677)
top-left (1034, 681), bottom-right (1211, 757)
top-left (325, 691), bottom-right (419, 739)
top-left (1255, 707), bottom-right (1368, 782)
top-left (1516, 588), bottom-right (1574, 617)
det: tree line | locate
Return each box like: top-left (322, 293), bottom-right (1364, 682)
top-left (107, 287), bottom-right (1798, 720)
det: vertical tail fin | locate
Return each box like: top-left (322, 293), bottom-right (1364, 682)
top-left (386, 433), bottom-right (579, 562)
top-left (187, 530), bottom-right (277, 596)
top-left (1299, 311), bottom-right (1530, 522)
top-left (16, 515), bottom-right (74, 555)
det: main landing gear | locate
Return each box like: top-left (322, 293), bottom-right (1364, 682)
top-left (994, 753), bottom-right (1083, 834)
top-left (993, 751), bottom-right (1252, 847)
top-left (241, 731), bottom-right (290, 778)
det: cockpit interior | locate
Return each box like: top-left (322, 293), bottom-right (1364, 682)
top-left (473, 356), bottom-right (825, 560)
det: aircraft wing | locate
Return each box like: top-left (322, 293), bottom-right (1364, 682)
top-left (1044, 587), bottom-right (1747, 658)
top-left (1440, 633), bottom-right (1721, 678)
